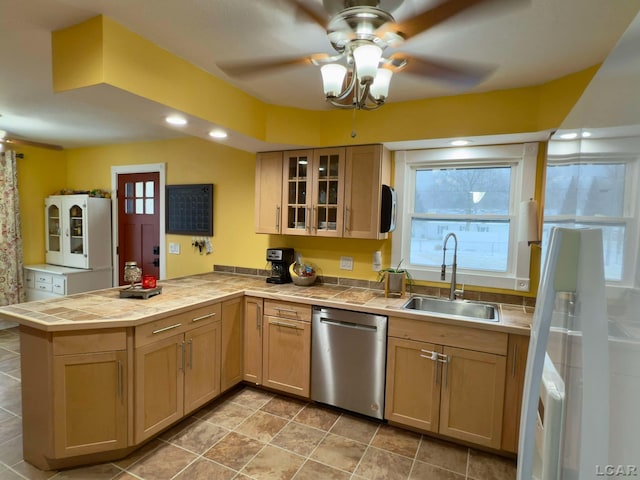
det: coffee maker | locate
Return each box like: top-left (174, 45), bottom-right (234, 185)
top-left (266, 248), bottom-right (295, 284)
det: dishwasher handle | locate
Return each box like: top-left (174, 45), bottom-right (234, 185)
top-left (319, 317), bottom-right (378, 332)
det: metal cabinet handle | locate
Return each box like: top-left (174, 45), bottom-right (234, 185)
top-left (419, 349), bottom-right (440, 385)
top-left (345, 207), bottom-right (350, 232)
top-left (188, 339), bottom-right (193, 370)
top-left (271, 320), bottom-right (304, 330)
top-left (152, 323), bottom-right (182, 334)
top-left (274, 307), bottom-right (298, 316)
top-left (179, 342), bottom-right (185, 371)
top-left (275, 206), bottom-right (280, 230)
top-left (305, 207), bottom-right (310, 231)
top-left (512, 344), bottom-right (518, 377)
top-left (439, 354), bottom-right (450, 388)
top-left (256, 303), bottom-right (262, 330)
top-left (192, 312), bottom-right (216, 322)
top-left (117, 360), bottom-right (122, 400)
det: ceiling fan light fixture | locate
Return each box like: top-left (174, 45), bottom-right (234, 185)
top-left (370, 68), bottom-right (392, 100)
top-left (353, 43), bottom-right (382, 82)
top-left (321, 64), bottom-right (348, 97)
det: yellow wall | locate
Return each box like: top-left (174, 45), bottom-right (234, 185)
top-left (13, 145), bottom-right (67, 264)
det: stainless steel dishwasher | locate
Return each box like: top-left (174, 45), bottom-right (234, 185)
top-left (311, 306), bottom-right (387, 419)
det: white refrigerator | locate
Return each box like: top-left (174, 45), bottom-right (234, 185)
top-left (517, 227), bottom-right (640, 479)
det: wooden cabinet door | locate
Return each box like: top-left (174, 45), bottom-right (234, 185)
top-left (53, 351), bottom-right (127, 457)
top-left (184, 321), bottom-right (221, 414)
top-left (255, 151), bottom-right (283, 234)
top-left (281, 150), bottom-right (314, 236)
top-left (439, 346), bottom-right (506, 449)
top-left (311, 147), bottom-right (345, 237)
top-left (344, 144), bottom-right (389, 239)
top-left (221, 297), bottom-right (243, 392)
top-left (501, 334), bottom-right (530, 453)
top-left (243, 297), bottom-right (263, 384)
top-left (134, 333), bottom-right (184, 443)
top-left (262, 316), bottom-right (311, 397)
top-left (385, 338), bottom-right (442, 432)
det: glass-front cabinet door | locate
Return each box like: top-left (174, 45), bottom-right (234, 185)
top-left (313, 148), bottom-right (344, 237)
top-left (45, 202), bottom-right (63, 265)
top-left (45, 196), bottom-right (89, 269)
top-left (67, 202), bottom-right (85, 264)
top-left (282, 150), bottom-right (313, 235)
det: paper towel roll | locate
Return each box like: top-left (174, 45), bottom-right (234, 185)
top-left (518, 199), bottom-right (539, 243)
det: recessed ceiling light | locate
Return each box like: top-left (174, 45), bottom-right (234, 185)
top-left (209, 129), bottom-right (228, 139)
top-left (165, 115), bottom-right (187, 126)
top-left (581, 131), bottom-right (592, 138)
top-left (559, 132), bottom-right (578, 140)
top-left (450, 140), bottom-right (471, 146)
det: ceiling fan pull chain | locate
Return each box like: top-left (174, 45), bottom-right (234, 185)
top-left (351, 108), bottom-right (357, 138)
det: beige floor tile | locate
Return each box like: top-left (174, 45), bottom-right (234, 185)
top-left (0, 434), bottom-right (23, 467)
top-left (371, 424), bottom-right (421, 458)
top-left (112, 438), bottom-right (163, 469)
top-left (410, 461), bottom-right (466, 480)
top-left (293, 459), bottom-right (351, 480)
top-left (310, 433), bottom-right (367, 473)
top-left (236, 410), bottom-right (288, 442)
top-left (467, 449), bottom-right (517, 480)
top-left (354, 446), bottom-right (414, 480)
top-left (293, 404), bottom-right (340, 431)
top-left (242, 445), bottom-right (305, 480)
top-left (128, 442), bottom-right (198, 480)
top-left (203, 431), bottom-right (265, 471)
top-left (50, 463), bottom-right (123, 479)
top-left (10, 460), bottom-right (58, 480)
top-left (167, 419), bottom-right (228, 454)
top-left (261, 395), bottom-right (307, 419)
top-left (113, 473), bottom-right (140, 480)
top-left (158, 415), bottom-right (199, 441)
top-left (329, 414), bottom-right (380, 444)
top-left (416, 436), bottom-right (468, 474)
top-left (0, 416), bottom-right (21, 444)
top-left (271, 421), bottom-right (326, 456)
top-left (229, 387), bottom-right (274, 410)
top-left (198, 400), bottom-right (256, 429)
top-left (0, 464), bottom-right (24, 479)
top-left (172, 457), bottom-right (236, 480)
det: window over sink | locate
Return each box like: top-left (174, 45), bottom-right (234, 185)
top-left (393, 143), bottom-right (538, 291)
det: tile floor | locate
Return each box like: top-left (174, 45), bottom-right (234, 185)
top-left (0, 325), bottom-right (516, 480)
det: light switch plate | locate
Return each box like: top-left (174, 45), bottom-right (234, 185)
top-left (340, 256), bottom-right (353, 270)
top-left (169, 242), bottom-right (180, 254)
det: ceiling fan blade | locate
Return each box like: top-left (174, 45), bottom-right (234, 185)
top-left (380, 0), bottom-right (499, 41)
top-left (2, 136), bottom-right (63, 150)
top-left (387, 53), bottom-right (494, 88)
top-left (217, 55), bottom-right (327, 78)
top-left (282, 0), bottom-right (329, 29)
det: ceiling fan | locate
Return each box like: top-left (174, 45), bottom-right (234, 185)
top-left (218, 0), bottom-right (519, 110)
top-left (0, 129), bottom-right (63, 151)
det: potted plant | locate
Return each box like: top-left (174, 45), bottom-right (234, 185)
top-left (378, 260), bottom-right (412, 298)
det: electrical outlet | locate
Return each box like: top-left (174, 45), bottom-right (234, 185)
top-left (515, 279), bottom-right (530, 291)
top-left (372, 251), bottom-right (382, 271)
top-left (169, 242), bottom-right (180, 254)
top-left (340, 256), bottom-right (353, 270)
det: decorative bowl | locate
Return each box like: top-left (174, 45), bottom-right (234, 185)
top-left (289, 263), bottom-right (317, 286)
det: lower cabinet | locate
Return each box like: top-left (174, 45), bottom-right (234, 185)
top-left (134, 303), bottom-right (222, 443)
top-left (385, 317), bottom-right (508, 449)
top-left (501, 334), bottom-right (530, 453)
top-left (221, 297), bottom-right (244, 392)
top-left (242, 299), bottom-right (312, 398)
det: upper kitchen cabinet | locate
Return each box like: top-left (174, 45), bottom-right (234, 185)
top-left (281, 148), bottom-right (345, 237)
top-left (344, 144), bottom-right (391, 239)
top-left (255, 151), bottom-right (284, 234)
top-left (255, 144), bottom-right (389, 238)
top-left (45, 194), bottom-right (112, 270)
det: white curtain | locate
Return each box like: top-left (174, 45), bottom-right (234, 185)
top-left (0, 150), bottom-right (24, 305)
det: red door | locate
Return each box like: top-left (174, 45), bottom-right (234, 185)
top-left (117, 173), bottom-right (160, 285)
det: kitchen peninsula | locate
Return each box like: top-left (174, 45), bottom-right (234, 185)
top-left (0, 272), bottom-right (532, 470)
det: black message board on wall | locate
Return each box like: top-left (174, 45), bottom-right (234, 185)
top-left (166, 184), bottom-right (213, 236)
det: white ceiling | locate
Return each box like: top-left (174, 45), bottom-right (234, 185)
top-left (0, 0), bottom-right (638, 151)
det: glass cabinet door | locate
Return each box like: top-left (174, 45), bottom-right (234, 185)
top-left (285, 151), bottom-right (311, 232)
top-left (315, 151), bottom-right (341, 233)
top-left (47, 204), bottom-right (61, 253)
top-left (68, 203), bottom-right (84, 256)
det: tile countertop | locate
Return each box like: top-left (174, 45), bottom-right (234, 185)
top-left (0, 272), bottom-right (533, 335)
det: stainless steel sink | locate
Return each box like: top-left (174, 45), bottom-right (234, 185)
top-left (402, 296), bottom-right (500, 322)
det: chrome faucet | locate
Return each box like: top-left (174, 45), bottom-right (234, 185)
top-left (441, 233), bottom-right (463, 300)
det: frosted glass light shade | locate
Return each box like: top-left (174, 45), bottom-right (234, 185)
top-left (353, 44), bottom-right (382, 81)
top-left (321, 64), bottom-right (347, 97)
top-left (370, 68), bottom-right (392, 100)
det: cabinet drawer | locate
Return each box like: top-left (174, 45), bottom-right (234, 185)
top-left (388, 317), bottom-right (508, 356)
top-left (53, 328), bottom-right (127, 355)
top-left (264, 300), bottom-right (311, 322)
top-left (35, 273), bottom-right (54, 284)
top-left (52, 277), bottom-right (66, 295)
top-left (35, 281), bottom-right (53, 293)
top-left (135, 303), bottom-right (221, 347)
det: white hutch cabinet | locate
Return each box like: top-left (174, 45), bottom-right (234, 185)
top-left (24, 194), bottom-right (112, 302)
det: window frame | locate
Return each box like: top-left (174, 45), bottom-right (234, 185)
top-left (544, 139), bottom-right (640, 287)
top-left (393, 143), bottom-right (538, 291)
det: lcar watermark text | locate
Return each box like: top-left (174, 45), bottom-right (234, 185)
top-left (596, 465), bottom-right (639, 477)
